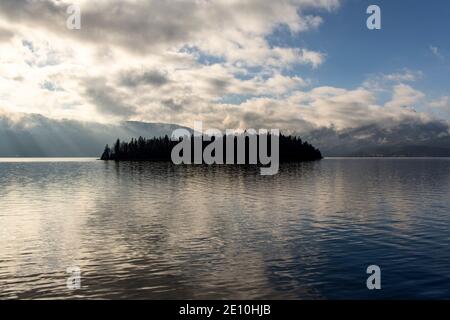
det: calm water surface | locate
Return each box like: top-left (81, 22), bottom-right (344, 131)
top-left (1, 158), bottom-right (450, 299)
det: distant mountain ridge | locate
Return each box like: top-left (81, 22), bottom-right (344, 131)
top-left (1, 113), bottom-right (450, 157)
top-left (0, 113), bottom-right (190, 157)
top-left (303, 121), bottom-right (450, 157)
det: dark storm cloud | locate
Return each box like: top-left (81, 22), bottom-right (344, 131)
top-left (76, 1), bottom-right (202, 53)
top-left (210, 78), bottom-right (230, 92)
top-left (0, 0), bottom-right (337, 56)
top-left (120, 70), bottom-right (170, 88)
top-left (162, 98), bottom-right (183, 112)
top-left (0, 0), bottom-right (66, 29)
top-left (84, 78), bottom-right (136, 117)
top-left (0, 0), bottom-right (203, 53)
top-left (242, 111), bottom-right (263, 123)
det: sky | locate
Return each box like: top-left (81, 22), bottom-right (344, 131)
top-left (0, 0), bottom-right (449, 132)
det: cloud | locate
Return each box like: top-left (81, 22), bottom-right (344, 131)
top-left (385, 84), bottom-right (425, 109)
top-left (429, 96), bottom-right (450, 116)
top-left (363, 69), bottom-right (423, 92)
top-left (298, 49), bottom-right (326, 68)
top-left (84, 78), bottom-right (137, 118)
top-left (430, 45), bottom-right (444, 60)
top-left (0, 0), bottom-right (339, 124)
top-left (0, 0), bottom-right (336, 71)
top-left (184, 82), bottom-right (436, 133)
top-left (0, 26), bottom-right (13, 42)
top-left (120, 69), bottom-right (170, 88)
top-left (430, 96), bottom-right (449, 108)
top-left (383, 70), bottom-right (422, 82)
top-left (0, 0), bottom-right (447, 136)
top-left (162, 98), bottom-right (184, 112)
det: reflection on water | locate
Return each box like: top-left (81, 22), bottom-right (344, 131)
top-left (1, 158), bottom-right (450, 299)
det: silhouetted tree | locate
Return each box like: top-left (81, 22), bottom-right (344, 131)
top-left (114, 139), bottom-right (121, 158)
top-left (101, 134), bottom-right (323, 163)
top-left (101, 144), bottom-right (111, 160)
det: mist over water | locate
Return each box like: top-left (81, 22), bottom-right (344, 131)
top-left (1, 158), bottom-right (450, 299)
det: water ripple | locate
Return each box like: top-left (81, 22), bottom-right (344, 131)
top-left (1, 158), bottom-right (450, 299)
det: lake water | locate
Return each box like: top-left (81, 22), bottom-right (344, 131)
top-left (1, 158), bottom-right (450, 299)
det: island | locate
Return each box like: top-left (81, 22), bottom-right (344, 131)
top-left (100, 134), bottom-right (323, 164)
